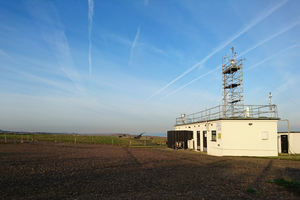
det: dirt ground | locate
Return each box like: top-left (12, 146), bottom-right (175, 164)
top-left (0, 142), bottom-right (299, 199)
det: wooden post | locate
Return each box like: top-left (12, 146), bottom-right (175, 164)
top-left (14, 132), bottom-right (16, 143)
top-left (21, 135), bottom-right (23, 143)
top-left (130, 140), bottom-right (131, 146)
top-left (4, 133), bottom-right (6, 143)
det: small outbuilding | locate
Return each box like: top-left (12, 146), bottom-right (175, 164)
top-left (278, 132), bottom-right (300, 154)
top-left (167, 130), bottom-right (193, 150)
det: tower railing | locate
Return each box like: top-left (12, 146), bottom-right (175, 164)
top-left (175, 104), bottom-right (278, 125)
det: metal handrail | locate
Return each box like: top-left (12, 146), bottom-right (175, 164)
top-left (176, 104), bottom-right (278, 125)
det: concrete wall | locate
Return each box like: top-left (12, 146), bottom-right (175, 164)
top-left (278, 132), bottom-right (300, 154)
top-left (175, 119), bottom-right (278, 157)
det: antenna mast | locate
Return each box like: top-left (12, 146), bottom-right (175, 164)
top-left (222, 47), bottom-right (244, 117)
top-left (269, 92), bottom-right (273, 117)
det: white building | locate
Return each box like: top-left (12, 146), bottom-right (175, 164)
top-left (278, 132), bottom-right (300, 154)
top-left (170, 48), bottom-right (280, 157)
top-left (174, 105), bottom-right (279, 157)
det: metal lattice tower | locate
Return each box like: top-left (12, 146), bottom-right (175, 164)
top-left (222, 47), bottom-right (244, 117)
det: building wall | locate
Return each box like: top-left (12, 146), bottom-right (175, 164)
top-left (220, 120), bottom-right (278, 156)
top-left (175, 119), bottom-right (278, 157)
top-left (278, 132), bottom-right (300, 154)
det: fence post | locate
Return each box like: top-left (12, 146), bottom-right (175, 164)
top-left (21, 135), bottom-right (23, 143)
top-left (4, 133), bottom-right (6, 143)
top-left (14, 132), bottom-right (16, 143)
top-left (130, 140), bottom-right (131, 146)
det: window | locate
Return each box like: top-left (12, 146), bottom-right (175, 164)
top-left (212, 130), bottom-right (216, 141)
top-left (191, 132), bottom-right (194, 139)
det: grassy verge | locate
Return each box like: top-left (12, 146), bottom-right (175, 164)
top-left (0, 133), bottom-right (167, 147)
top-left (225, 153), bottom-right (300, 161)
top-left (267, 153), bottom-right (300, 161)
top-left (267, 178), bottom-right (300, 189)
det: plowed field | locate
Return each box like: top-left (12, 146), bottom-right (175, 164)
top-left (1, 142), bottom-right (299, 199)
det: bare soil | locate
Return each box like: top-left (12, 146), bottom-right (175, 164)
top-left (0, 142), bottom-right (299, 199)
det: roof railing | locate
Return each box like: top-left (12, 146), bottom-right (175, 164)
top-left (176, 104), bottom-right (278, 125)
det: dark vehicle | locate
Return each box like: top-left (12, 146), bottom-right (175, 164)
top-left (134, 132), bottom-right (145, 139)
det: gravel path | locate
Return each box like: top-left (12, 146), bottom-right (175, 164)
top-left (0, 142), bottom-right (299, 199)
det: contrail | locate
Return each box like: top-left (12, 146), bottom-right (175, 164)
top-left (137, 0), bottom-right (288, 107)
top-left (156, 43), bottom-right (299, 104)
top-left (0, 48), bottom-right (9, 58)
top-left (144, 0), bottom-right (149, 6)
top-left (155, 66), bottom-right (220, 104)
top-left (239, 19), bottom-right (300, 58)
top-left (155, 20), bottom-right (298, 104)
top-left (129, 27), bottom-right (140, 65)
top-left (26, 0), bottom-right (85, 93)
top-left (247, 42), bottom-right (299, 71)
top-left (88, 0), bottom-right (94, 76)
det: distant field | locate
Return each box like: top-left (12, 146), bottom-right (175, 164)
top-left (0, 133), bottom-right (167, 147)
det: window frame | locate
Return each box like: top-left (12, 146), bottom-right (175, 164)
top-left (211, 130), bottom-right (217, 141)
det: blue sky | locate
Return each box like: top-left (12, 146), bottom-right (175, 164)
top-left (0, 0), bottom-right (299, 134)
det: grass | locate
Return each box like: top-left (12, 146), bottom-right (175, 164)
top-left (226, 153), bottom-right (300, 161)
top-left (267, 178), bottom-right (300, 189)
top-left (245, 187), bottom-right (259, 194)
top-left (268, 153), bottom-right (300, 161)
top-left (0, 133), bottom-right (167, 147)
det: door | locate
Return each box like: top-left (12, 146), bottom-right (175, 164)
top-left (197, 131), bottom-right (201, 151)
top-left (203, 131), bottom-right (207, 152)
top-left (281, 135), bottom-right (288, 153)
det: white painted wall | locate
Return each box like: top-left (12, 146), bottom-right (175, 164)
top-left (278, 132), bottom-right (300, 154)
top-left (175, 119), bottom-right (278, 157)
top-left (220, 120), bottom-right (278, 156)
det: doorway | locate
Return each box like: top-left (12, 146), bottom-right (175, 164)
top-left (281, 135), bottom-right (288, 153)
top-left (203, 131), bottom-right (207, 152)
top-left (197, 131), bottom-right (200, 151)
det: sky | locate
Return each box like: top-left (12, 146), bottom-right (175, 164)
top-left (0, 0), bottom-right (300, 135)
